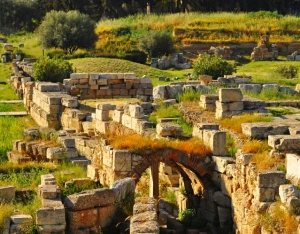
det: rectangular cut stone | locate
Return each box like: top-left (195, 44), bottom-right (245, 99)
top-left (122, 114), bottom-right (132, 129)
top-left (61, 97), bottom-right (78, 108)
top-left (79, 78), bottom-right (89, 85)
top-left (219, 88), bottom-right (243, 103)
top-left (286, 154), bottom-right (300, 182)
top-left (98, 204), bottom-right (117, 227)
top-left (41, 174), bottom-right (56, 185)
top-left (268, 135), bottom-right (300, 151)
top-left (193, 123), bottom-right (219, 138)
top-left (243, 123), bottom-right (289, 140)
top-left (64, 188), bottom-right (115, 211)
top-left (11, 214), bottom-right (32, 224)
top-left (216, 101), bottom-right (244, 111)
top-left (128, 104), bottom-right (144, 118)
top-left (113, 150), bottom-right (132, 172)
top-left (212, 156), bottom-right (235, 173)
top-left (42, 198), bottom-right (63, 208)
top-left (113, 110), bottom-right (124, 123)
top-left (255, 187), bottom-right (275, 202)
top-left (70, 73), bottom-right (89, 79)
top-left (96, 109), bottom-right (109, 121)
top-left (36, 206), bottom-right (66, 225)
top-left (87, 165), bottom-right (99, 181)
top-left (97, 78), bottom-right (108, 85)
top-left (257, 171), bottom-right (285, 188)
top-left (0, 186), bottom-right (15, 201)
top-left (37, 224), bottom-right (65, 233)
top-left (203, 130), bottom-right (226, 156)
top-left (46, 147), bottom-right (78, 160)
top-left (95, 120), bottom-right (110, 134)
top-left (38, 185), bottom-right (60, 199)
top-left (36, 82), bottom-right (61, 92)
top-left (66, 208), bottom-right (98, 231)
top-left (124, 73), bottom-right (137, 79)
top-left (58, 136), bottom-right (75, 148)
top-left (96, 103), bottom-right (113, 111)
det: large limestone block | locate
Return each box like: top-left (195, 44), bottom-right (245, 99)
top-left (212, 156), bottom-right (235, 173)
top-left (242, 96), bottom-right (266, 110)
top-left (96, 103), bottom-right (115, 111)
top-left (192, 123), bottom-right (220, 138)
top-left (286, 154), bottom-right (300, 181)
top-left (130, 221), bottom-right (159, 234)
top-left (37, 224), bottom-right (65, 233)
top-left (112, 109), bottom-right (124, 123)
top-left (36, 206), bottom-right (66, 225)
top-left (257, 171), bottom-right (285, 188)
top-left (199, 74), bottom-right (212, 85)
top-left (167, 85), bottom-right (183, 99)
top-left (279, 184), bottom-right (300, 203)
top-left (110, 178), bottom-right (135, 205)
top-left (219, 88), bottom-right (243, 103)
top-left (200, 94), bottom-right (219, 104)
top-left (242, 123), bottom-right (289, 140)
top-left (64, 188), bottom-right (115, 211)
top-left (239, 84), bottom-right (262, 93)
top-left (153, 85), bottom-right (167, 100)
top-left (0, 186), bottom-right (15, 202)
top-left (87, 165), bottom-right (99, 181)
top-left (279, 86), bottom-right (297, 95)
top-left (113, 150), bottom-right (132, 172)
top-left (295, 84), bottom-right (300, 93)
top-left (57, 136), bottom-right (75, 148)
top-left (42, 198), bottom-right (63, 208)
top-left (11, 214), bottom-right (33, 224)
top-left (95, 120), bottom-right (110, 134)
top-left (156, 123), bottom-right (183, 138)
top-left (268, 135), bottom-right (300, 151)
top-left (255, 187), bottom-right (275, 202)
top-left (41, 174), bottom-right (56, 186)
top-left (61, 97), bottom-right (78, 108)
top-left (70, 73), bottom-right (89, 79)
top-left (203, 130), bottom-right (226, 156)
top-left (216, 101), bottom-right (244, 111)
top-left (46, 147), bottom-right (78, 160)
top-left (262, 84), bottom-right (279, 91)
top-left (36, 82), bottom-right (61, 92)
top-left (128, 104), bottom-right (144, 118)
top-left (38, 185), bottom-right (60, 199)
top-left (95, 109), bottom-right (109, 121)
top-left (98, 204), bottom-right (117, 227)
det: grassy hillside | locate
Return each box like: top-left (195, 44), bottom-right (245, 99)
top-left (71, 57), bottom-right (192, 86)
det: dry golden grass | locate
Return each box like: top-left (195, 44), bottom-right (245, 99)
top-left (109, 134), bottom-right (211, 156)
top-left (218, 114), bottom-right (272, 134)
top-left (250, 151), bottom-right (282, 171)
top-left (241, 140), bottom-right (270, 154)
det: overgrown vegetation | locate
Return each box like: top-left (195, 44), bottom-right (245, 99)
top-left (272, 65), bottom-right (299, 79)
top-left (33, 56), bottom-right (73, 83)
top-left (218, 114), bottom-right (273, 134)
top-left (192, 54), bottom-right (235, 79)
top-left (109, 134), bottom-right (211, 156)
top-left (178, 209), bottom-right (206, 229)
top-left (242, 88), bottom-right (300, 101)
top-left (177, 88), bottom-right (216, 102)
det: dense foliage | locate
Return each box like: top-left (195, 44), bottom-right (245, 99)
top-left (38, 10), bottom-right (97, 54)
top-left (139, 31), bottom-right (174, 58)
top-left (33, 56), bottom-right (73, 83)
top-left (272, 65), bottom-right (299, 79)
top-left (192, 54), bottom-right (235, 79)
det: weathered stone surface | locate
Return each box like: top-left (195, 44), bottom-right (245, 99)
top-left (167, 85), bottom-right (183, 99)
top-left (268, 135), bottom-right (300, 151)
top-left (279, 86), bottom-right (297, 95)
top-left (98, 204), bottom-right (117, 227)
top-left (239, 84), bottom-right (262, 93)
top-left (216, 101), bottom-right (244, 111)
top-left (38, 185), bottom-right (60, 199)
top-left (279, 184), bottom-right (300, 203)
top-left (70, 73), bottom-right (89, 79)
top-left (262, 84), bottom-right (279, 91)
top-left (58, 136), bottom-right (75, 148)
top-left (156, 123), bottom-right (183, 137)
top-left (212, 156), bottom-right (235, 173)
top-left (61, 97), bottom-right (78, 108)
top-left (36, 82), bottom-right (61, 92)
top-left (242, 123), bottom-right (289, 139)
top-left (213, 191), bottom-right (231, 208)
top-left (153, 86), bottom-right (167, 100)
top-left (255, 187), bottom-right (275, 202)
top-left (112, 150), bottom-right (132, 172)
top-left (128, 104), bottom-right (144, 118)
top-left (37, 224), bottom-right (65, 233)
top-left (87, 165), bottom-right (99, 181)
top-left (203, 130), bottom-right (226, 156)
top-left (0, 186), bottom-right (15, 202)
top-left (112, 109), bottom-right (124, 123)
top-left (130, 221), bottom-right (159, 234)
top-left (41, 174), bottom-right (56, 186)
top-left (193, 123), bottom-right (219, 138)
top-left (64, 188), bottom-right (115, 211)
top-left (95, 109), bottom-right (109, 121)
top-left (242, 96), bottom-right (266, 110)
top-left (295, 84), bottom-right (300, 93)
top-left (110, 177), bottom-right (135, 206)
top-left (286, 154), bottom-right (300, 182)
top-left (257, 171), bottom-right (285, 188)
top-left (11, 214), bottom-right (33, 224)
top-left (46, 147), bottom-right (78, 160)
top-left (219, 88), bottom-right (243, 103)
top-left (36, 206), bottom-right (66, 225)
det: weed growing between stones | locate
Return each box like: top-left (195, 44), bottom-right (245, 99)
top-left (226, 133), bottom-right (237, 157)
top-left (250, 151), bottom-right (283, 171)
top-left (176, 88), bottom-right (217, 103)
top-left (241, 140), bottom-right (269, 154)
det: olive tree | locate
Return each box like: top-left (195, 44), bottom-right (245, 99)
top-left (38, 10), bottom-right (97, 54)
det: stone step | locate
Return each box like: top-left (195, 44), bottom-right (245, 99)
top-left (69, 156), bottom-right (91, 169)
top-left (0, 112), bottom-right (28, 116)
top-left (0, 100), bottom-right (23, 103)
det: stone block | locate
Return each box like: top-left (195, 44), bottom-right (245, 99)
top-left (212, 156), bottom-right (235, 173)
top-left (0, 186), bottom-right (15, 202)
top-left (112, 110), bottom-right (124, 123)
top-left (113, 150), bottom-right (132, 172)
top-left (70, 73), bottom-right (89, 79)
top-left (239, 84), bottom-right (262, 93)
top-left (216, 101), bottom-right (244, 111)
top-left (257, 171), bottom-right (285, 188)
top-left (36, 82), bottom-right (61, 92)
top-left (11, 214), bottom-right (32, 224)
top-left (38, 185), bottom-right (60, 199)
top-left (156, 123), bottom-right (183, 138)
top-left (37, 224), bottom-right (65, 233)
top-left (219, 88), bottom-right (243, 103)
top-left (87, 165), bottom-right (99, 181)
top-left (286, 154), bottom-right (300, 182)
top-left (153, 85), bottom-right (167, 100)
top-left (203, 130), bottom-right (226, 156)
top-left (96, 103), bottom-right (115, 111)
top-left (128, 104), bottom-right (144, 118)
top-left (213, 191), bottom-right (231, 208)
top-left (95, 120), bottom-right (110, 134)
top-left (97, 78), bottom-right (108, 85)
top-left (256, 187), bottom-right (275, 202)
top-left (268, 135), bottom-right (300, 151)
top-left (58, 136), bottom-right (75, 148)
top-left (36, 206), bottom-right (66, 225)
top-left (64, 188), bottom-right (115, 211)
top-left (41, 174), bottom-right (56, 186)
top-left (262, 84), bottom-right (279, 91)
top-left (279, 184), bottom-right (300, 203)
top-left (242, 123), bottom-right (289, 140)
top-left (95, 109), bottom-right (109, 121)
top-left (46, 147), bottom-right (78, 160)
top-left (98, 204), bottom-right (117, 227)
top-left (61, 97), bottom-right (78, 108)
top-left (42, 198), bottom-right (63, 208)
top-left (295, 84), bottom-right (300, 93)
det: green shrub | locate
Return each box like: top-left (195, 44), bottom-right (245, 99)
top-left (113, 26), bottom-right (132, 37)
top-left (247, 11), bottom-right (282, 19)
top-left (272, 65), bottom-right (298, 79)
top-left (192, 54), bottom-right (235, 79)
top-left (33, 56), bottom-right (73, 83)
top-left (139, 30), bottom-right (174, 58)
top-left (178, 209), bottom-right (206, 228)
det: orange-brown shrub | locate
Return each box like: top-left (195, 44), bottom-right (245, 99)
top-left (109, 134), bottom-right (212, 156)
top-left (250, 151), bottom-right (283, 171)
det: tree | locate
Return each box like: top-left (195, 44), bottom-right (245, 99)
top-left (33, 56), bottom-right (73, 83)
top-left (192, 54), bottom-right (235, 79)
top-left (139, 31), bottom-right (174, 58)
top-left (38, 10), bottom-right (97, 54)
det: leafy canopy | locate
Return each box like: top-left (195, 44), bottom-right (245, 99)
top-left (192, 54), bottom-right (235, 79)
top-left (38, 10), bottom-right (97, 54)
top-left (33, 56), bottom-right (73, 83)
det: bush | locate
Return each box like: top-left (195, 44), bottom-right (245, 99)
top-left (178, 209), bottom-right (206, 229)
top-left (272, 65), bottom-right (298, 79)
top-left (139, 31), bottom-right (174, 58)
top-left (38, 10), bottom-right (97, 54)
top-left (192, 54), bottom-right (235, 79)
top-left (33, 56), bottom-right (73, 83)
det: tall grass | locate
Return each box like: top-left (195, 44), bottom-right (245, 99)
top-left (219, 114), bottom-right (273, 134)
top-left (177, 89), bottom-right (217, 103)
top-left (243, 88), bottom-right (300, 101)
top-left (109, 134), bottom-right (211, 156)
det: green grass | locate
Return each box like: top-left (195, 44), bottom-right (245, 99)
top-left (0, 103), bottom-right (26, 112)
top-left (268, 107), bottom-right (296, 116)
top-left (71, 57), bottom-right (190, 86)
top-left (243, 88), bottom-right (300, 101)
top-left (0, 63), bottom-right (20, 100)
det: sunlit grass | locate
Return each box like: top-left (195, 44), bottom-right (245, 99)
top-left (242, 140), bottom-right (270, 154)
